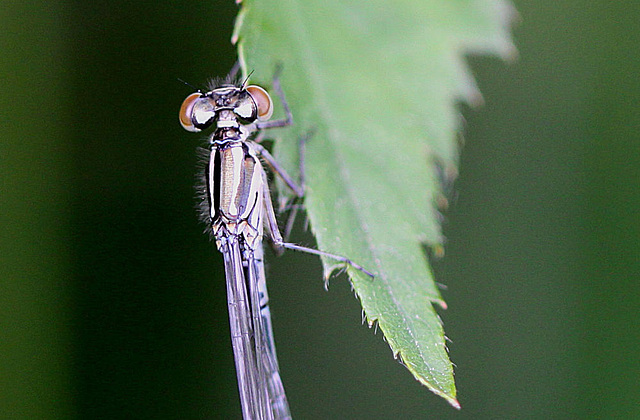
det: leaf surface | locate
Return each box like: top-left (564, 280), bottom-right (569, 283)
top-left (234, 0), bottom-right (515, 406)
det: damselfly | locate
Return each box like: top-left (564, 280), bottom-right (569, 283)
top-left (179, 68), bottom-right (372, 420)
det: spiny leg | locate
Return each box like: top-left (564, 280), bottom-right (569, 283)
top-left (256, 65), bottom-right (293, 130)
top-left (254, 129), bottom-right (315, 241)
top-left (227, 61), bottom-right (241, 81)
top-left (276, 241), bottom-right (375, 279)
top-left (253, 142), bottom-right (303, 198)
top-left (261, 168), bottom-right (374, 278)
top-left (282, 129), bottom-right (314, 240)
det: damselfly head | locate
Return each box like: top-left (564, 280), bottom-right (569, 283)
top-left (179, 84), bottom-right (273, 132)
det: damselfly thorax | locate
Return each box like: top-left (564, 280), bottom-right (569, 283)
top-left (210, 140), bottom-right (267, 250)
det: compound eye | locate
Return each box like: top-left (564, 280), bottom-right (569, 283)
top-left (246, 85), bottom-right (273, 121)
top-left (179, 92), bottom-right (217, 132)
top-left (179, 93), bottom-right (202, 132)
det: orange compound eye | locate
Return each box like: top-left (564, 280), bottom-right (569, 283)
top-left (179, 92), bottom-right (203, 132)
top-left (246, 85), bottom-right (273, 121)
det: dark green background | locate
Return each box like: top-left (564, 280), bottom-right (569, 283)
top-left (2, 1), bottom-right (638, 418)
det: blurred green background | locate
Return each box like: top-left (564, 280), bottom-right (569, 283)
top-left (2, 1), bottom-right (638, 419)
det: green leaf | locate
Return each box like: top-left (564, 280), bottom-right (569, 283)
top-left (234, 0), bottom-right (515, 407)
